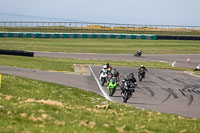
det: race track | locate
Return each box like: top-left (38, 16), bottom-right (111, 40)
top-left (90, 65), bottom-right (200, 118)
top-left (35, 52), bottom-right (200, 68)
top-left (1, 52), bottom-right (200, 118)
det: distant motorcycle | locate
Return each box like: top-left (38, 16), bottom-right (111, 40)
top-left (194, 65), bottom-right (200, 71)
top-left (138, 69), bottom-right (145, 82)
top-left (121, 80), bottom-right (136, 103)
top-left (99, 71), bottom-right (108, 86)
top-left (134, 50), bottom-right (142, 57)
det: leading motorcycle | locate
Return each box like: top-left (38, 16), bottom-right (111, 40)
top-left (99, 71), bottom-right (108, 86)
top-left (121, 80), bottom-right (136, 103)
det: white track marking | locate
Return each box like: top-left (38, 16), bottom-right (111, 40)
top-left (89, 65), bottom-right (112, 101)
top-left (184, 71), bottom-right (200, 78)
top-left (172, 61), bottom-right (176, 67)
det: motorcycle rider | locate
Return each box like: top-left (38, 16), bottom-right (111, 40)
top-left (121, 73), bottom-right (137, 94)
top-left (111, 68), bottom-right (119, 78)
top-left (108, 77), bottom-right (118, 93)
top-left (138, 65), bottom-right (148, 78)
top-left (127, 73), bottom-right (137, 85)
top-left (194, 64), bottom-right (200, 71)
top-left (136, 50), bottom-right (142, 56)
top-left (106, 62), bottom-right (110, 69)
top-left (106, 62), bottom-right (112, 74)
top-left (99, 65), bottom-right (108, 75)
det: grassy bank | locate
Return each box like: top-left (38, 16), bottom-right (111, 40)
top-left (0, 54), bottom-right (179, 72)
top-left (0, 74), bottom-right (199, 133)
top-left (0, 38), bottom-right (200, 54)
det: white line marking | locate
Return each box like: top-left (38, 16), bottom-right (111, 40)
top-left (184, 71), bottom-right (200, 78)
top-left (172, 61), bottom-right (176, 67)
top-left (89, 65), bottom-right (112, 101)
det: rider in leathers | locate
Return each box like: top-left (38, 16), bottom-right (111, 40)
top-left (99, 65), bottom-right (108, 76)
top-left (121, 73), bottom-right (137, 94)
top-left (138, 65), bottom-right (148, 78)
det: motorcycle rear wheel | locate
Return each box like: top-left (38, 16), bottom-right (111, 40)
top-left (101, 78), bottom-right (106, 86)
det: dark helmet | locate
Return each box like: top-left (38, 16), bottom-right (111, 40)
top-left (129, 73), bottom-right (134, 77)
top-left (128, 73), bottom-right (134, 79)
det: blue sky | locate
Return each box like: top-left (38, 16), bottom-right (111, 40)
top-left (0, 0), bottom-right (200, 25)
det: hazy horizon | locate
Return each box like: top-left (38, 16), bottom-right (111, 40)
top-left (0, 0), bottom-right (200, 26)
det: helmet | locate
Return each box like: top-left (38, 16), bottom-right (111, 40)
top-left (129, 73), bottom-right (134, 79)
top-left (106, 62), bottom-right (109, 65)
top-left (103, 65), bottom-right (107, 69)
top-left (129, 73), bottom-right (134, 77)
top-left (141, 65), bottom-right (144, 67)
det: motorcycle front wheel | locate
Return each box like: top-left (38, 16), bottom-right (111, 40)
top-left (123, 91), bottom-right (129, 103)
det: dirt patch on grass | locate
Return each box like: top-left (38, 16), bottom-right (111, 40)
top-left (79, 120), bottom-right (96, 129)
top-left (25, 98), bottom-right (64, 108)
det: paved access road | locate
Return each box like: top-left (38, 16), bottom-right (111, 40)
top-left (90, 65), bottom-right (200, 119)
top-left (35, 52), bottom-right (200, 68)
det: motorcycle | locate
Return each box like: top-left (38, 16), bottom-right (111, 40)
top-left (99, 71), bottom-right (108, 86)
top-left (108, 78), bottom-right (117, 96)
top-left (121, 80), bottom-right (136, 103)
top-left (138, 69), bottom-right (145, 82)
top-left (194, 65), bottom-right (200, 71)
top-left (134, 50), bottom-right (142, 57)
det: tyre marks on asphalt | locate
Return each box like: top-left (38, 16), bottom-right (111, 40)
top-left (90, 65), bottom-right (200, 118)
top-left (142, 87), bottom-right (155, 97)
top-left (161, 88), bottom-right (178, 103)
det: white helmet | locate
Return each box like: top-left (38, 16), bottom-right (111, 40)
top-left (103, 65), bottom-right (107, 69)
top-left (141, 65), bottom-right (144, 67)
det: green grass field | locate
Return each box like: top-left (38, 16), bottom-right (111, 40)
top-left (0, 38), bottom-right (200, 54)
top-left (0, 74), bottom-right (199, 133)
top-left (0, 37), bottom-right (200, 132)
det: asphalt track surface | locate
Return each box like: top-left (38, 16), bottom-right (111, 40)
top-left (35, 52), bottom-right (200, 68)
top-left (91, 65), bottom-right (200, 119)
top-left (1, 52), bottom-right (200, 118)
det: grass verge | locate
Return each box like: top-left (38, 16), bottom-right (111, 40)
top-left (0, 54), bottom-right (197, 76)
top-left (0, 38), bottom-right (200, 54)
top-left (0, 74), bottom-right (199, 133)
top-left (0, 55), bottom-right (179, 72)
